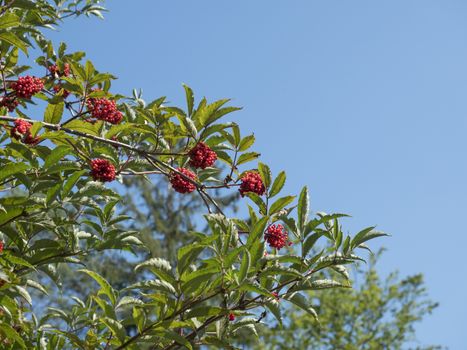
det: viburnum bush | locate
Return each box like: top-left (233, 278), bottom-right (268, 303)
top-left (0, 1), bottom-right (388, 349)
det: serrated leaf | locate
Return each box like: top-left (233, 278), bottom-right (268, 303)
top-left (269, 171), bottom-right (286, 198)
top-left (258, 162), bottom-right (271, 190)
top-left (43, 145), bottom-right (71, 169)
top-left (269, 195), bottom-right (295, 216)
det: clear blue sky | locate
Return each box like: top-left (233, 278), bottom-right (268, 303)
top-left (48, 1), bottom-right (467, 348)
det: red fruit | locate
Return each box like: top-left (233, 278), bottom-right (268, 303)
top-left (90, 158), bottom-right (116, 182)
top-left (10, 119), bottom-right (32, 140)
top-left (188, 142), bottom-right (217, 169)
top-left (271, 292), bottom-right (280, 300)
top-left (49, 63), bottom-right (70, 77)
top-left (63, 63), bottom-right (70, 77)
top-left (0, 241), bottom-right (3, 254)
top-left (264, 224), bottom-right (289, 250)
top-left (11, 76), bottom-right (44, 99)
top-left (239, 171), bottom-right (265, 197)
top-left (0, 96), bottom-right (19, 112)
top-left (86, 97), bottom-right (123, 124)
top-left (170, 168), bottom-right (197, 194)
top-left (53, 84), bottom-right (70, 99)
top-left (23, 133), bottom-right (40, 145)
top-left (228, 313), bottom-right (235, 321)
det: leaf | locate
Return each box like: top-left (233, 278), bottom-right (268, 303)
top-left (65, 119), bottom-right (102, 136)
top-left (0, 162), bottom-right (30, 182)
top-left (238, 134), bottom-right (255, 151)
top-left (79, 269), bottom-right (116, 305)
top-left (185, 306), bottom-right (224, 319)
top-left (3, 252), bottom-right (34, 269)
top-left (351, 227), bottom-right (389, 250)
top-left (0, 32), bottom-right (28, 54)
top-left (62, 170), bottom-right (86, 198)
top-left (284, 292), bottom-right (319, 322)
top-left (183, 84), bottom-right (194, 117)
top-left (297, 186), bottom-right (309, 233)
top-left (236, 152), bottom-right (260, 165)
top-left (101, 317), bottom-right (126, 343)
top-left (246, 192), bottom-right (267, 215)
top-left (302, 232), bottom-right (324, 257)
top-left (269, 171), bottom-right (286, 198)
top-left (246, 216), bottom-right (269, 247)
top-left (0, 207), bottom-right (22, 226)
top-left (292, 279), bottom-right (349, 292)
top-left (159, 330), bottom-right (193, 350)
top-left (43, 145), bottom-right (71, 169)
top-left (258, 162), bottom-right (272, 190)
top-left (239, 282), bottom-right (274, 298)
top-left (125, 280), bottom-right (176, 294)
top-left (0, 13), bottom-right (20, 30)
top-left (44, 102), bottom-right (64, 124)
top-left (269, 195), bottom-right (295, 216)
top-left (0, 323), bottom-right (26, 349)
top-left (177, 243), bottom-right (204, 275)
top-left (238, 250), bottom-right (250, 283)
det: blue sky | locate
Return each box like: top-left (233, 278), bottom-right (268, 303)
top-left (47, 1), bottom-right (467, 348)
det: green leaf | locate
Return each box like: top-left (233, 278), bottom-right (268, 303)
top-left (246, 192), bottom-right (267, 215)
top-left (351, 227), bottom-right (389, 250)
top-left (269, 171), bottom-right (286, 198)
top-left (125, 280), bottom-right (176, 294)
top-left (238, 134), bottom-right (255, 151)
top-left (238, 250), bottom-right (250, 283)
top-left (177, 244), bottom-right (204, 275)
top-left (43, 145), bottom-right (71, 169)
top-left (297, 186), bottom-right (309, 232)
top-left (183, 84), bottom-right (194, 116)
top-left (302, 232), bottom-right (324, 257)
top-left (44, 102), bottom-right (64, 124)
top-left (79, 269), bottom-right (116, 305)
top-left (0, 207), bottom-right (22, 226)
top-left (0, 32), bottom-right (28, 54)
top-left (269, 195), bottom-right (295, 216)
top-left (185, 306), bottom-right (224, 319)
top-left (62, 170), bottom-right (86, 198)
top-left (101, 317), bottom-right (126, 343)
top-left (246, 216), bottom-right (269, 247)
top-left (284, 292), bottom-right (319, 322)
top-left (258, 162), bottom-right (272, 190)
top-left (0, 13), bottom-right (20, 30)
top-left (159, 330), bottom-right (193, 350)
top-left (0, 162), bottom-right (30, 182)
top-left (0, 323), bottom-right (26, 348)
top-left (236, 152), bottom-right (260, 166)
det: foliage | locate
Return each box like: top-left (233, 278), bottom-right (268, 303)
top-left (248, 250), bottom-right (442, 350)
top-left (0, 1), bottom-right (387, 349)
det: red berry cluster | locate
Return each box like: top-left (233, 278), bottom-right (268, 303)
top-left (170, 168), bottom-right (197, 193)
top-left (86, 97), bottom-right (123, 124)
top-left (188, 142), bottom-right (217, 169)
top-left (10, 119), bottom-right (40, 145)
top-left (53, 84), bottom-right (70, 99)
top-left (0, 241), bottom-right (3, 254)
top-left (49, 63), bottom-right (70, 77)
top-left (264, 224), bottom-right (290, 250)
top-left (239, 171), bottom-right (265, 197)
top-left (0, 96), bottom-right (19, 112)
top-left (10, 76), bottom-right (44, 99)
top-left (228, 313), bottom-right (235, 321)
top-left (90, 158), bottom-right (116, 182)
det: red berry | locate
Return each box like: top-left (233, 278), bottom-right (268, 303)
top-left (90, 158), bottom-right (116, 182)
top-left (170, 168), bottom-right (197, 194)
top-left (10, 119), bottom-right (32, 139)
top-left (228, 313), bottom-right (235, 321)
top-left (0, 96), bottom-right (19, 112)
top-left (11, 76), bottom-right (44, 99)
top-left (86, 97), bottom-right (123, 124)
top-left (63, 63), bottom-right (70, 77)
top-left (53, 84), bottom-right (70, 99)
top-left (239, 171), bottom-right (265, 197)
top-left (49, 63), bottom-right (70, 77)
top-left (271, 292), bottom-right (280, 300)
top-left (188, 142), bottom-right (217, 169)
top-left (23, 133), bottom-right (40, 145)
top-left (0, 241), bottom-right (3, 254)
top-left (264, 224), bottom-right (289, 250)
